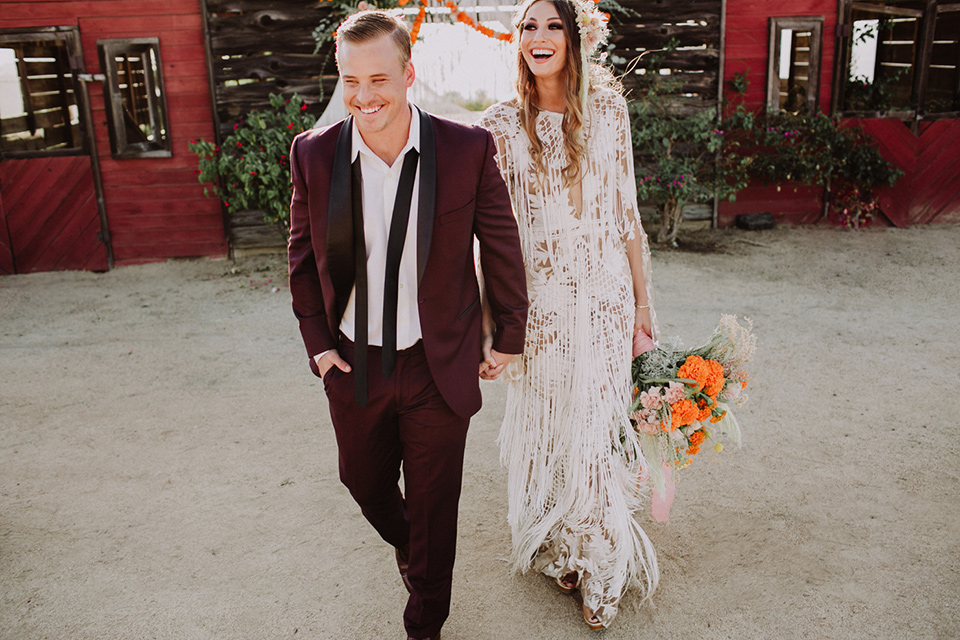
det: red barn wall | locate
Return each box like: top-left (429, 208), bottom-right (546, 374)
top-left (720, 0), bottom-right (839, 227)
top-left (1, 0), bottom-right (227, 265)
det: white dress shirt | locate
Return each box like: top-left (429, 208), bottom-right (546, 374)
top-left (338, 106), bottom-right (422, 350)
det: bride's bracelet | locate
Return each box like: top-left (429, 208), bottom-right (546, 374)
top-left (636, 303), bottom-right (650, 310)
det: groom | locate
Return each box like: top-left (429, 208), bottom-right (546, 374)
top-left (287, 10), bottom-right (528, 640)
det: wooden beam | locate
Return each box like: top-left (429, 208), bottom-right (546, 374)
top-left (832, 0), bottom-right (852, 115)
top-left (851, 2), bottom-right (923, 18)
top-left (913, 0), bottom-right (938, 127)
top-left (70, 26), bottom-right (114, 269)
top-left (713, 0), bottom-right (726, 229)
top-left (14, 46), bottom-right (37, 136)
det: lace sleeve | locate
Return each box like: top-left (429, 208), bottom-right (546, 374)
top-left (611, 95), bottom-right (643, 243)
top-left (609, 93), bottom-right (658, 340)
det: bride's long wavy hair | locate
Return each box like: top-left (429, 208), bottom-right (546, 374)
top-left (514, 0), bottom-right (585, 185)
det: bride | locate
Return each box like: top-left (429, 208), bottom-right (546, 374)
top-left (478, 0), bottom-right (659, 629)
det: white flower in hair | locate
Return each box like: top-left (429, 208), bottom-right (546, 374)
top-left (573, 0), bottom-right (610, 58)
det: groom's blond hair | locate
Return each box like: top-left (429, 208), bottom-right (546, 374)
top-left (335, 11), bottom-right (412, 69)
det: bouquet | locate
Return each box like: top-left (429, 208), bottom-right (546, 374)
top-left (625, 315), bottom-right (756, 512)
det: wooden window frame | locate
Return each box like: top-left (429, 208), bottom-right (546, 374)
top-left (0, 27), bottom-right (86, 160)
top-left (834, 0), bottom-right (960, 124)
top-left (766, 17), bottom-right (825, 115)
top-left (927, 3), bottom-right (960, 116)
top-left (98, 37), bottom-right (171, 159)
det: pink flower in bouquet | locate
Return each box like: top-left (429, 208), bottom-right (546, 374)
top-left (724, 381), bottom-right (741, 400)
top-left (664, 381), bottom-right (686, 404)
top-left (639, 388), bottom-right (663, 411)
top-left (637, 419), bottom-right (659, 435)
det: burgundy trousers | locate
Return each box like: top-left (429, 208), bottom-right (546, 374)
top-left (323, 337), bottom-right (470, 639)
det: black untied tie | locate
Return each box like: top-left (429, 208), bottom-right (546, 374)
top-left (381, 148), bottom-right (420, 378)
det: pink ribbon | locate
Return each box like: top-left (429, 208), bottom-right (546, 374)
top-left (650, 464), bottom-right (675, 523)
top-left (633, 330), bottom-right (656, 357)
top-left (633, 330), bottom-right (669, 519)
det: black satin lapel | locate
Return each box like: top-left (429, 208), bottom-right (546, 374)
top-left (416, 109), bottom-right (436, 287)
top-left (326, 117), bottom-right (355, 320)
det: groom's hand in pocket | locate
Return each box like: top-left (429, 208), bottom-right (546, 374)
top-left (315, 350), bottom-right (352, 379)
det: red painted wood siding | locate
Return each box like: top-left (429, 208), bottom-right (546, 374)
top-left (0, 156), bottom-right (107, 272)
top-left (724, 0), bottom-right (837, 113)
top-left (0, 188), bottom-right (12, 275)
top-left (720, 0), bottom-right (839, 226)
top-left (859, 118), bottom-right (960, 225)
top-left (0, 0), bottom-right (227, 266)
top-left (720, 0), bottom-right (960, 226)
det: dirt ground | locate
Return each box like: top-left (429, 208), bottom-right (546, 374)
top-left (1, 224), bottom-right (958, 640)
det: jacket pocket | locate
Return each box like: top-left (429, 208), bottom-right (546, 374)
top-left (458, 295), bottom-right (480, 320)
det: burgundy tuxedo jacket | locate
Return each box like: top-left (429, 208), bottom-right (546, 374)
top-left (288, 109), bottom-right (528, 418)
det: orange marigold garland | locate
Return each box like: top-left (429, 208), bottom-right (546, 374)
top-left (317, 0), bottom-right (512, 49)
top-left (409, 0), bottom-right (429, 43)
top-left (625, 315), bottom-right (756, 495)
top-left (444, 0), bottom-right (512, 42)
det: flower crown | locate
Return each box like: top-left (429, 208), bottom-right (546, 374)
top-left (572, 0), bottom-right (610, 60)
top-left (568, 0), bottom-right (610, 114)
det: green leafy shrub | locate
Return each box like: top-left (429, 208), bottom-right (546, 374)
top-left (728, 88), bottom-right (903, 229)
top-left (189, 93), bottom-right (316, 234)
top-left (628, 62), bottom-right (904, 240)
top-left (628, 49), bottom-right (752, 245)
top-left (741, 110), bottom-right (902, 190)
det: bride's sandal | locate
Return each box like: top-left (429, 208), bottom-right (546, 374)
top-left (554, 571), bottom-right (578, 594)
top-left (582, 604), bottom-right (604, 631)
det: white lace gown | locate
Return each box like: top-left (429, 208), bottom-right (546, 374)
top-left (478, 87), bottom-right (659, 625)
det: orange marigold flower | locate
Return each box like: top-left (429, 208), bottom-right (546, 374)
top-left (677, 355), bottom-right (708, 392)
top-left (703, 359), bottom-right (725, 397)
top-left (689, 430), bottom-right (706, 446)
top-left (696, 398), bottom-right (715, 422)
top-left (710, 410), bottom-right (727, 423)
top-left (670, 399), bottom-right (697, 429)
top-left (686, 444), bottom-right (701, 456)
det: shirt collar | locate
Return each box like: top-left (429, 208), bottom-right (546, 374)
top-left (351, 104), bottom-right (421, 165)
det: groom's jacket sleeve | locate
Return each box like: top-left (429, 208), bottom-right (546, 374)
top-left (287, 128), bottom-right (338, 374)
top-left (473, 129), bottom-right (527, 355)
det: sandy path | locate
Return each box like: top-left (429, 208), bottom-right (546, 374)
top-left (1, 224), bottom-right (958, 639)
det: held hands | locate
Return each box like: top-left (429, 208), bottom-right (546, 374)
top-left (315, 350), bottom-right (351, 378)
top-left (479, 332), bottom-right (515, 380)
top-left (478, 291), bottom-right (514, 380)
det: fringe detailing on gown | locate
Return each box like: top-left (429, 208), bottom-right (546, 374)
top-left (478, 88), bottom-right (659, 626)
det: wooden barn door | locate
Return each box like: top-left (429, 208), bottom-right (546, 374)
top-left (856, 118), bottom-right (960, 226)
top-left (0, 27), bottom-right (110, 273)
